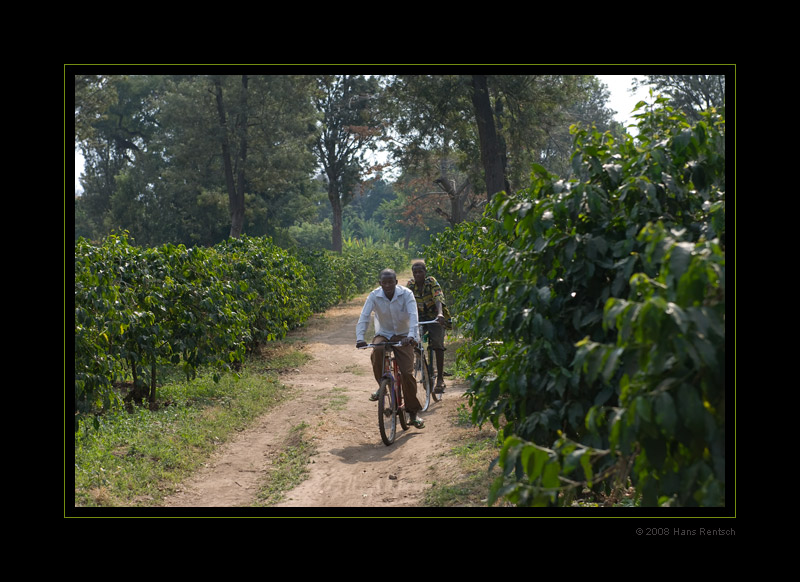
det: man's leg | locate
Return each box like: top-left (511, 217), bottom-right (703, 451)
top-left (427, 324), bottom-right (447, 390)
top-left (370, 335), bottom-right (389, 383)
top-left (368, 335), bottom-right (389, 401)
top-left (392, 336), bottom-right (422, 414)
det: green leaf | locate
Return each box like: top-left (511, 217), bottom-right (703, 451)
top-left (668, 242), bottom-right (694, 281)
top-left (542, 461), bottom-right (561, 490)
top-left (654, 391), bottom-right (677, 434)
top-left (522, 446), bottom-right (549, 482)
top-left (580, 451), bottom-right (593, 485)
top-left (676, 383), bottom-right (705, 432)
top-left (602, 347), bottom-right (624, 382)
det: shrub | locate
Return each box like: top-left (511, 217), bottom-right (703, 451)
top-left (428, 99), bottom-right (726, 507)
top-left (75, 233), bottom-right (410, 418)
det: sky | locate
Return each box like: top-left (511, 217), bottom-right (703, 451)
top-left (596, 74), bottom-right (647, 126)
top-left (74, 75), bottom-right (647, 194)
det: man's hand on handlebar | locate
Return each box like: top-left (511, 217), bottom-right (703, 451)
top-left (356, 337), bottom-right (415, 348)
top-left (435, 314), bottom-right (446, 324)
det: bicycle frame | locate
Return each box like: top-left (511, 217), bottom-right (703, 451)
top-left (416, 320), bottom-right (439, 409)
top-left (380, 343), bottom-right (403, 413)
top-left (361, 341), bottom-right (408, 444)
top-left (381, 343), bottom-right (401, 382)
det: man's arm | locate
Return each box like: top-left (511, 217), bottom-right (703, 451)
top-left (406, 290), bottom-right (420, 342)
top-left (356, 294), bottom-right (375, 344)
top-left (430, 277), bottom-right (446, 323)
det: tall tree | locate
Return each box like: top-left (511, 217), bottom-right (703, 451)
top-left (74, 74), bottom-right (121, 147)
top-left (311, 75), bottom-right (384, 252)
top-left (212, 75), bottom-right (248, 238)
top-left (75, 75), bottom-right (162, 242)
top-left (633, 74), bottom-right (726, 121)
top-left (386, 74), bottom-right (605, 213)
top-left (77, 74), bottom-right (318, 246)
top-left (471, 74), bottom-right (508, 200)
top-left (208, 75), bottom-right (318, 239)
top-left (384, 75), bottom-right (482, 222)
top-left (478, 75), bottom-right (594, 191)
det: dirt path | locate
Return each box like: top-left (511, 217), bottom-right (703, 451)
top-left (162, 289), bottom-right (471, 510)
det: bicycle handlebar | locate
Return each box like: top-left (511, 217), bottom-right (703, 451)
top-left (358, 341), bottom-right (403, 349)
top-left (357, 321), bottom-right (441, 349)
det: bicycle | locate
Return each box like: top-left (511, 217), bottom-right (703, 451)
top-left (414, 320), bottom-right (439, 411)
top-left (359, 341), bottom-right (413, 446)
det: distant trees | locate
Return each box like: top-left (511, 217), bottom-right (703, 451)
top-left (75, 74), bottom-right (319, 246)
top-left (311, 75), bottom-right (385, 252)
top-left (384, 74), bottom-right (619, 207)
top-left (74, 72), bottom-right (623, 249)
top-left (633, 74), bottom-right (726, 122)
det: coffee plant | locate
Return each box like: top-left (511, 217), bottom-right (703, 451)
top-left (426, 98), bottom-right (726, 507)
top-left (75, 232), bottom-right (409, 418)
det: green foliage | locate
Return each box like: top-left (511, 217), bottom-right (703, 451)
top-left (426, 99), bottom-right (726, 507)
top-left (424, 220), bottom-right (493, 334)
top-left (295, 239), bottom-right (410, 313)
top-left (577, 223), bottom-right (725, 507)
top-left (75, 233), bottom-right (409, 418)
top-left (75, 233), bottom-right (254, 414)
top-left (214, 236), bottom-right (313, 343)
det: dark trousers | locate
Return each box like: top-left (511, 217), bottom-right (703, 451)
top-left (371, 334), bottom-right (421, 413)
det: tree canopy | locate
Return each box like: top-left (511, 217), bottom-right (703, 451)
top-left (74, 72), bottom-right (628, 250)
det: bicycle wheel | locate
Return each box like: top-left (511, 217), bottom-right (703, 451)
top-left (377, 378), bottom-right (396, 445)
top-left (429, 345), bottom-right (442, 402)
top-left (414, 347), bottom-right (432, 411)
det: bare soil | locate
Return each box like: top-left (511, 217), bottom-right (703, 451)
top-left (162, 290), bottom-right (479, 511)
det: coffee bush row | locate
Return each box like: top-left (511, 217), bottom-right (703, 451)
top-left (425, 100), bottom-right (726, 507)
top-left (75, 234), bottom-right (408, 414)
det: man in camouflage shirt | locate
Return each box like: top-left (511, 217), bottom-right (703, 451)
top-left (407, 260), bottom-right (448, 392)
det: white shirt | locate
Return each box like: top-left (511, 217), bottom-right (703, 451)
top-left (356, 285), bottom-right (420, 343)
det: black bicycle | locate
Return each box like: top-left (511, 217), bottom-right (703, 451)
top-left (414, 320), bottom-right (440, 411)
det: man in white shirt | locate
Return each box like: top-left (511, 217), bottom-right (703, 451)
top-left (356, 269), bottom-right (424, 429)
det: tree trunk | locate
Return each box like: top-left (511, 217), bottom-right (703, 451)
top-left (213, 75), bottom-right (248, 239)
top-left (232, 75), bottom-right (248, 238)
top-left (433, 176), bottom-right (471, 225)
top-left (148, 360), bottom-right (157, 409)
top-left (471, 75), bottom-right (507, 201)
top-left (330, 184), bottom-right (343, 252)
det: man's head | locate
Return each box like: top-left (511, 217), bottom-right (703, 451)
top-left (379, 269), bottom-right (398, 298)
top-left (412, 260), bottom-right (426, 280)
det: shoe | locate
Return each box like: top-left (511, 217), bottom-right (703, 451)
top-left (408, 414), bottom-right (425, 429)
top-left (434, 383), bottom-right (446, 393)
top-left (369, 391), bottom-right (379, 401)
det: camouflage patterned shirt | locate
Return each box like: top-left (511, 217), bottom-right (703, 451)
top-left (407, 276), bottom-right (445, 321)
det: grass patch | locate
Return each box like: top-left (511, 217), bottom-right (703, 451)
top-left (319, 386), bottom-right (349, 412)
top-left (422, 399), bottom-right (503, 507)
top-left (253, 422), bottom-right (315, 506)
top-left (423, 430), bottom-right (501, 507)
top-left (255, 341), bottom-right (312, 372)
top-left (420, 341), bottom-right (505, 508)
top-left (340, 363), bottom-right (363, 375)
top-left (73, 343), bottom-right (304, 508)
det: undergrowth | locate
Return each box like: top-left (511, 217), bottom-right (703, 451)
top-left (72, 343), bottom-right (310, 508)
